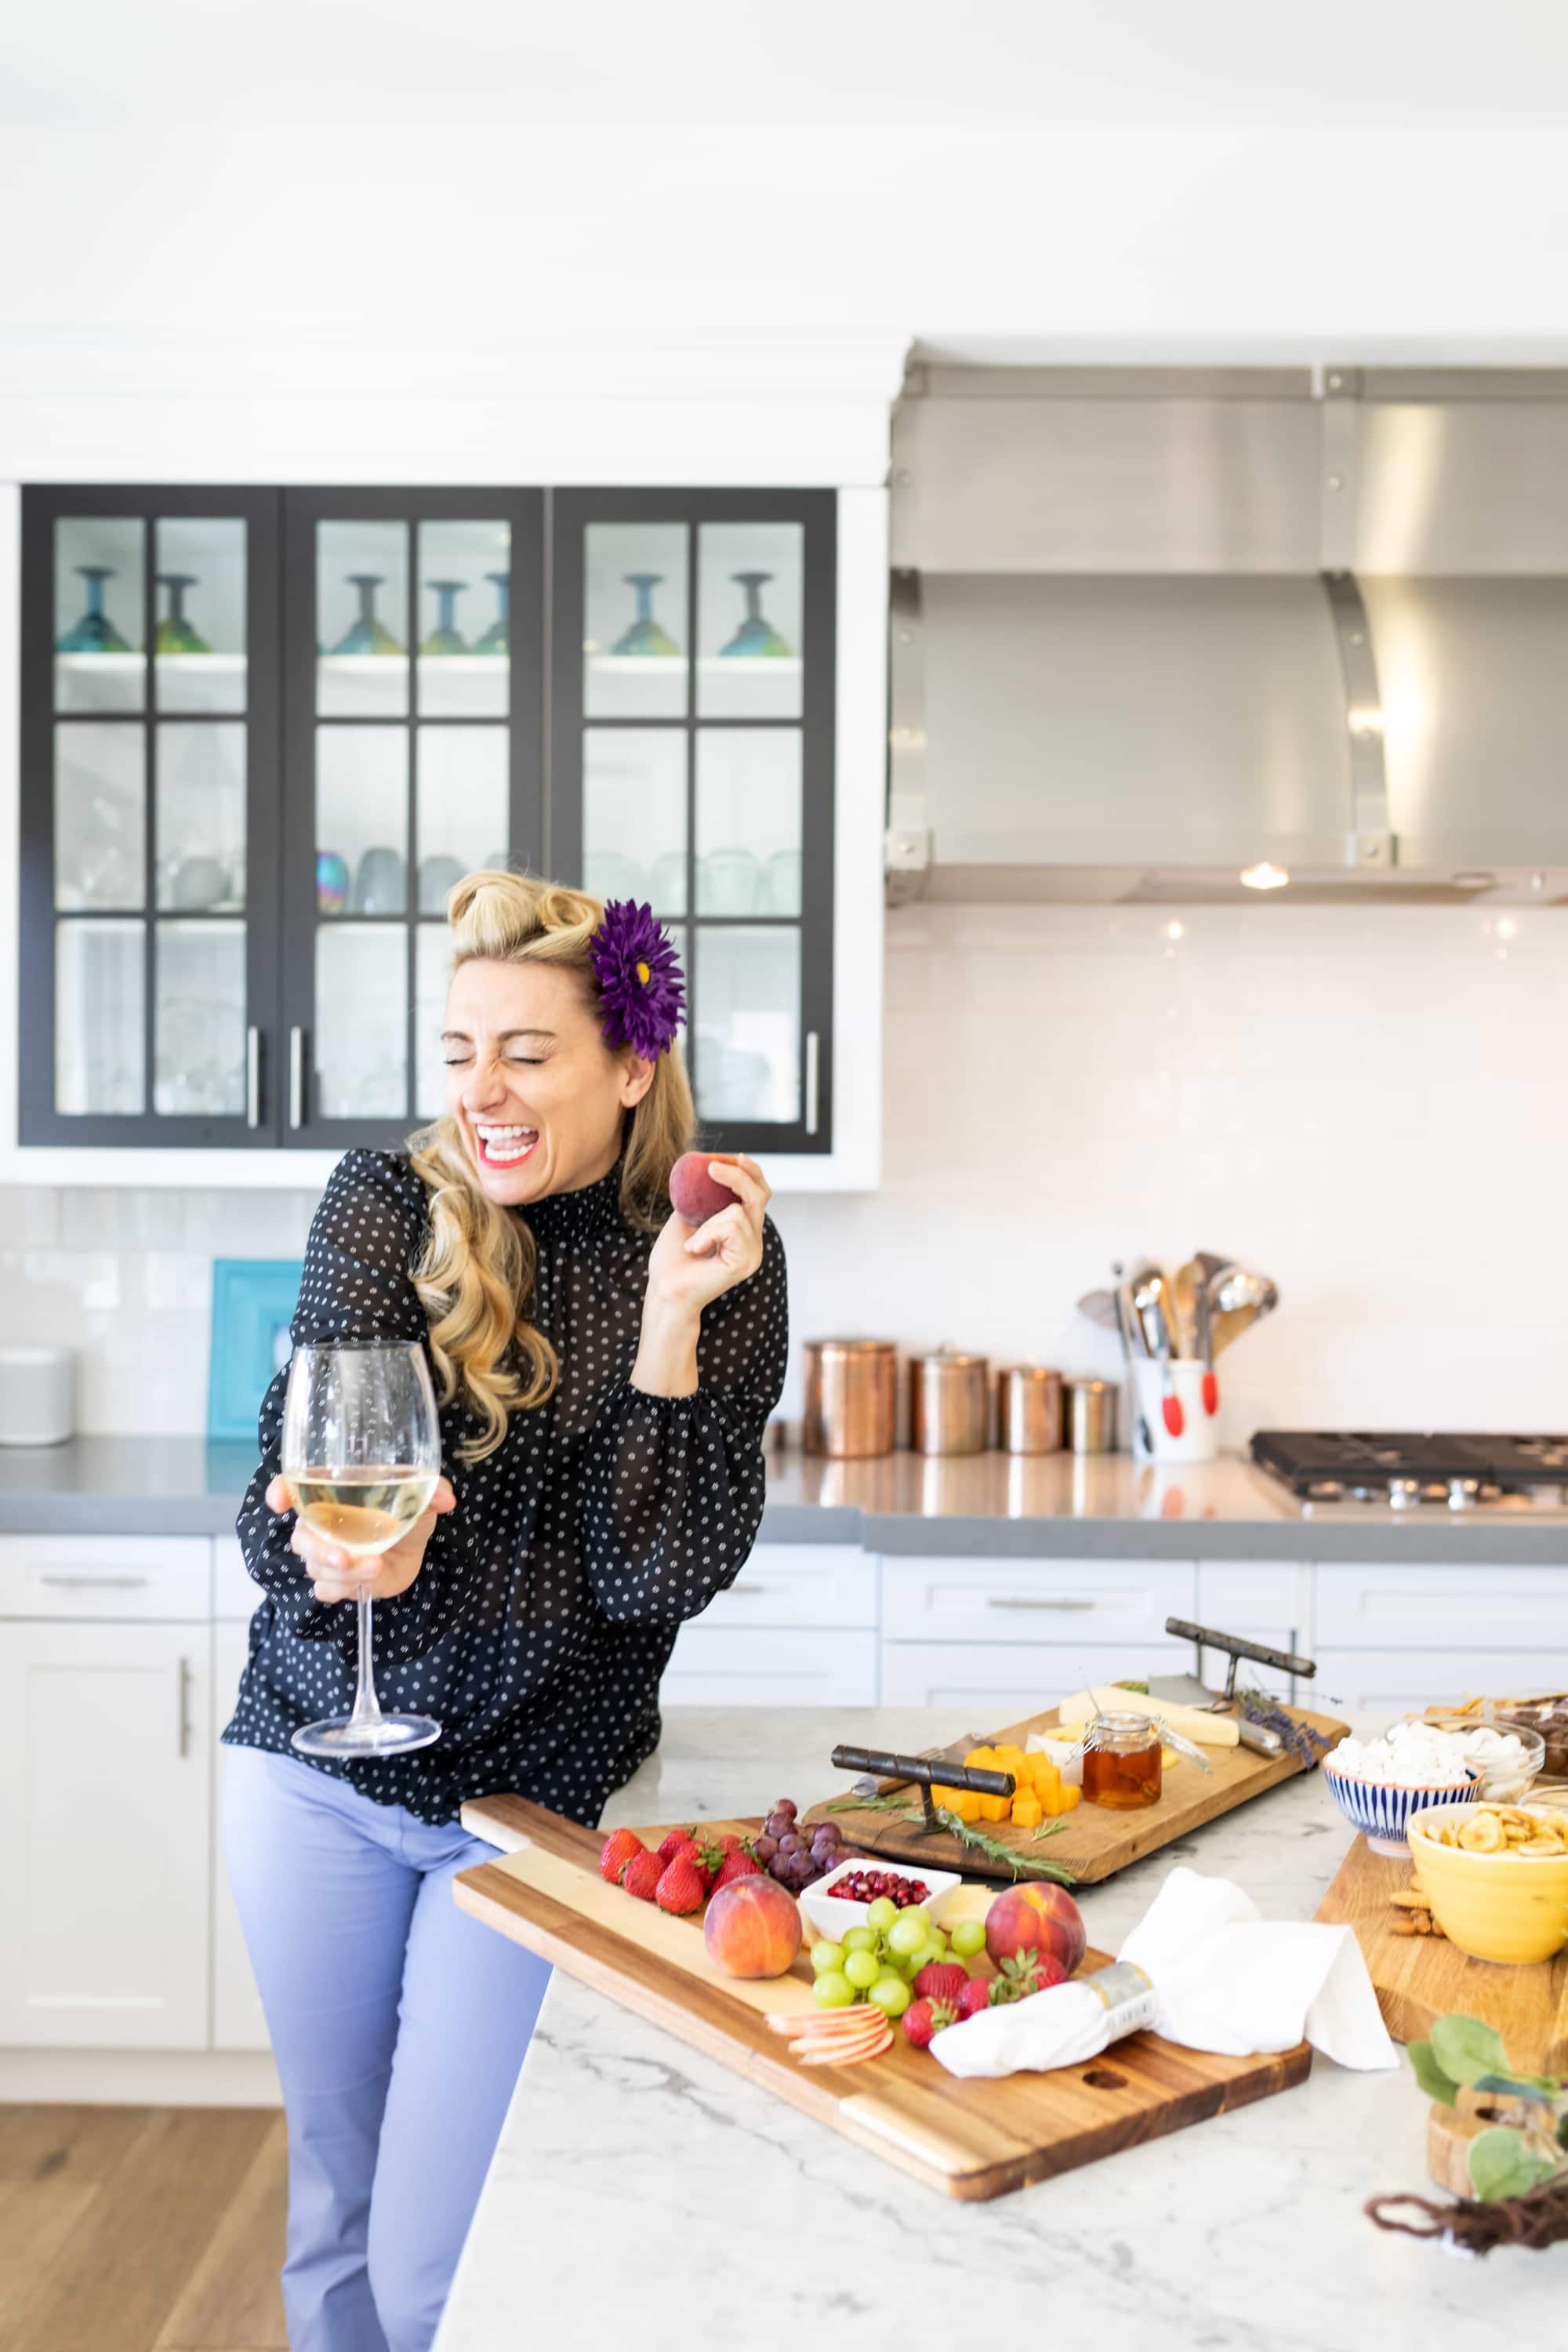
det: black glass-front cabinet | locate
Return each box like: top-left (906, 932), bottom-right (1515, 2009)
top-left (20, 485), bottom-right (834, 1153)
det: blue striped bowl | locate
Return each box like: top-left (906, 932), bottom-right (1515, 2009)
top-left (1323, 1762), bottom-right (1482, 1858)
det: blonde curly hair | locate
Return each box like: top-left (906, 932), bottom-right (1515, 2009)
top-left (408, 870), bottom-right (694, 1460)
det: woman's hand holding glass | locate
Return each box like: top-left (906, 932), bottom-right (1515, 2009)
top-left (266, 1472), bottom-right (456, 1603)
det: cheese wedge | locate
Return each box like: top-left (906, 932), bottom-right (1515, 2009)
top-left (1054, 1686), bottom-right (1240, 1747)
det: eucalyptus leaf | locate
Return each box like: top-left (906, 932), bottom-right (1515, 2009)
top-left (1558, 2112), bottom-right (1568, 2151)
top-left (1466, 2125), bottom-right (1557, 2203)
top-left (1473, 2071), bottom-right (1565, 2104)
top-left (1429, 2015), bottom-right (1510, 2089)
top-left (1408, 2039), bottom-right (1461, 2107)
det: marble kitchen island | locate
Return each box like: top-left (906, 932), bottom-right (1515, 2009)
top-left (437, 1707), bottom-right (1559, 2350)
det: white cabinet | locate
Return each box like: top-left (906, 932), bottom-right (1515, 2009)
top-left (0, 1534), bottom-right (209, 1621)
top-left (1316, 1561), bottom-right (1568, 1650)
top-left (212, 1618), bottom-right (270, 2052)
top-left (1312, 1648), bottom-right (1557, 1715)
top-left (880, 1555), bottom-right (1195, 1650)
top-left (0, 1620), bottom-right (210, 2048)
top-left (880, 1642), bottom-right (1168, 1715)
top-left (663, 1626), bottom-right (877, 1708)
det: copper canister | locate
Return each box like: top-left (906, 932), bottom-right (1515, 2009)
top-left (996, 1365), bottom-right (1064, 1455)
top-left (909, 1346), bottom-right (989, 1456)
top-left (801, 1338), bottom-right (897, 1458)
top-left (1066, 1376), bottom-right (1120, 1455)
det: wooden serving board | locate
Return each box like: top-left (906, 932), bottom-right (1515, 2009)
top-left (1316, 1834), bottom-right (1568, 2072)
top-left (801, 1699), bottom-right (1349, 1886)
top-left (455, 1795), bottom-right (1312, 2202)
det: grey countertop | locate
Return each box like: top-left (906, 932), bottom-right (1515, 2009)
top-left (437, 1705), bottom-right (1559, 2350)
top-left (5, 1433), bottom-right (1568, 1563)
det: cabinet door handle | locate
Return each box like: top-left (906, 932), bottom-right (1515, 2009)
top-left (38, 1572), bottom-right (149, 1589)
top-left (289, 1027), bottom-right (305, 1131)
top-left (246, 1025), bottom-right (262, 1129)
top-left (730, 1581), bottom-right (771, 1595)
top-left (986, 1595), bottom-right (1095, 1611)
top-left (177, 1656), bottom-right (193, 1759)
top-left (804, 1031), bottom-right (821, 1137)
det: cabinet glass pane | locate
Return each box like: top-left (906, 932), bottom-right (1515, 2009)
top-left (154, 518), bottom-right (246, 713)
top-left (315, 926), bottom-right (408, 1118)
top-left (697, 522), bottom-right (803, 719)
top-left (317, 521), bottom-right (409, 717)
top-left (56, 920), bottom-right (144, 1113)
top-left (418, 521), bottom-right (510, 718)
top-left (54, 723), bottom-right (145, 911)
top-left (317, 727), bottom-right (408, 916)
top-left (583, 727), bottom-right (687, 913)
top-left (415, 923), bottom-right (452, 1120)
top-left (695, 731), bottom-right (802, 916)
top-left (416, 727), bottom-right (506, 910)
top-left (693, 927), bottom-right (800, 1123)
top-left (585, 523), bottom-right (688, 719)
top-left (155, 722), bottom-right (245, 913)
top-left (54, 517), bottom-right (144, 713)
top-left (154, 920), bottom-right (245, 1115)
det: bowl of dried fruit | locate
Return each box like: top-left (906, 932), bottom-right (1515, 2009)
top-left (1409, 1802), bottom-right (1568, 1965)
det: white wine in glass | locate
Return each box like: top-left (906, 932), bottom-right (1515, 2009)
top-left (282, 1341), bottom-right (443, 1758)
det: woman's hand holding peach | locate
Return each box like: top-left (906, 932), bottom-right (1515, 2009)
top-left (648, 1153), bottom-right (770, 1318)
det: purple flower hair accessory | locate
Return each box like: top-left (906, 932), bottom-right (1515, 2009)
top-left (588, 899), bottom-right (687, 1061)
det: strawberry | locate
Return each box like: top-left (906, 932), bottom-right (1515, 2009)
top-left (599, 1828), bottom-right (645, 1886)
top-left (989, 1948), bottom-right (1067, 2005)
top-left (956, 1977), bottom-right (994, 2020)
top-left (658, 1830), bottom-right (701, 1868)
top-left (913, 1962), bottom-right (969, 2008)
top-left (622, 1850), bottom-right (665, 1903)
top-left (902, 1996), bottom-right (958, 2051)
top-left (713, 1849), bottom-right (764, 1891)
top-left (655, 1854), bottom-right (707, 1915)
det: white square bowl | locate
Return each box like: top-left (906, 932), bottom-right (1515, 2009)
top-left (797, 1856), bottom-right (962, 1943)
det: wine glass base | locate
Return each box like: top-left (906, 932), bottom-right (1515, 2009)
top-left (291, 1713), bottom-right (441, 1759)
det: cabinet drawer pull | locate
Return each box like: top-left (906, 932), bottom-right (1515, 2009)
top-left (289, 1028), bottom-right (305, 1131)
top-left (804, 1031), bottom-right (821, 1138)
top-left (38, 1572), bottom-right (150, 1590)
top-left (177, 1656), bottom-right (193, 1759)
top-left (986, 1595), bottom-right (1095, 1611)
top-left (246, 1025), bottom-right (262, 1129)
top-left (730, 1581), bottom-right (771, 1595)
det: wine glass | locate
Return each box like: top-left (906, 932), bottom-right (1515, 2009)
top-left (281, 1340), bottom-right (443, 1756)
top-left (720, 571), bottom-right (791, 658)
top-left (612, 572), bottom-right (681, 657)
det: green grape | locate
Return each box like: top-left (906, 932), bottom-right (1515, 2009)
top-left (843, 1948), bottom-right (880, 1991)
top-left (813, 1970), bottom-right (857, 2009)
top-left (900, 1906), bottom-right (931, 1936)
top-left (910, 1938), bottom-right (947, 1975)
top-left (810, 1940), bottom-right (847, 1977)
top-left (869, 1973), bottom-right (912, 2018)
top-left (949, 1918), bottom-right (987, 1959)
top-left (842, 1925), bottom-right (878, 1954)
top-left (866, 1896), bottom-right (899, 1933)
top-left (886, 1914), bottom-right (927, 1959)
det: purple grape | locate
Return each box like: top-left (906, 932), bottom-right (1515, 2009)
top-left (768, 1856), bottom-right (793, 1882)
top-left (773, 1798), bottom-right (798, 1821)
top-left (777, 1832), bottom-right (803, 1856)
top-left (753, 1834), bottom-right (779, 1863)
top-left (811, 1823), bottom-right (840, 1849)
top-left (764, 1812), bottom-right (793, 1840)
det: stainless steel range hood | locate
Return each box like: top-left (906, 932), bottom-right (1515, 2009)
top-left (887, 366), bottom-right (1568, 907)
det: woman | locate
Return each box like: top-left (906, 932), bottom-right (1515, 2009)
top-left (223, 873), bottom-right (786, 2352)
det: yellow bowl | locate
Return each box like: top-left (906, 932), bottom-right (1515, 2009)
top-left (1408, 1805), bottom-right (1568, 1965)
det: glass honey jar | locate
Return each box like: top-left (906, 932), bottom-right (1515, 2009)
top-left (1081, 1712), bottom-right (1163, 1810)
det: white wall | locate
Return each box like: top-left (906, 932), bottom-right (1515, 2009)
top-left (5, 898), bottom-right (1563, 1440)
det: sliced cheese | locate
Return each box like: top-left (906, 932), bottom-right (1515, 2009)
top-left (1054, 1686), bottom-right (1240, 1748)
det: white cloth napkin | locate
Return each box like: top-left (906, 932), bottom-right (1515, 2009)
top-left (930, 1864), bottom-right (1399, 2079)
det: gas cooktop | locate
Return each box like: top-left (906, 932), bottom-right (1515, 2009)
top-left (1251, 1430), bottom-right (1568, 1513)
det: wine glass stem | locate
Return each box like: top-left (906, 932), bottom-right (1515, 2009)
top-left (349, 1589), bottom-right (384, 1729)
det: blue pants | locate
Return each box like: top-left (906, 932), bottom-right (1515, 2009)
top-left (223, 1746), bottom-right (552, 2352)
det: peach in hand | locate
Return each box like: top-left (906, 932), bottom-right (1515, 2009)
top-left (669, 1151), bottom-right (742, 1226)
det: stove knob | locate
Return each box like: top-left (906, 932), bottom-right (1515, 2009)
top-left (1388, 1477), bottom-right (1422, 1509)
top-left (1447, 1478), bottom-right (1480, 1511)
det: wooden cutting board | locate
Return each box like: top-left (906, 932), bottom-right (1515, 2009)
top-left (801, 1699), bottom-right (1349, 1886)
top-left (455, 1795), bottom-right (1312, 2202)
top-left (1316, 1834), bottom-right (1568, 2071)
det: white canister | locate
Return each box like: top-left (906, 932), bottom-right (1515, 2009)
top-left (0, 1347), bottom-right (75, 1446)
top-left (1130, 1357), bottom-right (1218, 1465)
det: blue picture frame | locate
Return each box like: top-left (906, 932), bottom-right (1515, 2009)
top-left (208, 1259), bottom-right (303, 1443)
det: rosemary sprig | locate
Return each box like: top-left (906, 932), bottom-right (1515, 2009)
top-left (819, 1795), bottom-right (1078, 1882)
top-left (822, 1792), bottom-right (909, 1815)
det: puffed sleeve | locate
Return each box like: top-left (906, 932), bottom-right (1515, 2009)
top-left (234, 1150), bottom-right (430, 1650)
top-left (579, 1217), bottom-right (788, 1624)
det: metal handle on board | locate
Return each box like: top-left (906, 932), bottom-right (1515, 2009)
top-left (177, 1657), bottom-right (193, 1759)
top-left (804, 1031), bottom-right (820, 1136)
top-left (987, 1595), bottom-right (1094, 1612)
top-left (289, 1028), bottom-right (305, 1131)
top-left (246, 1026), bottom-right (261, 1129)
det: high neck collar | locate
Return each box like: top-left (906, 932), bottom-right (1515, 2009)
top-left (518, 1157), bottom-right (626, 1247)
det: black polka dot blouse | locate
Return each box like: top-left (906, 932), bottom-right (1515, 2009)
top-left (223, 1149), bottom-right (788, 1827)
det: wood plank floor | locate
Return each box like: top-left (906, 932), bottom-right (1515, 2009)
top-left (0, 2106), bottom-right (287, 2352)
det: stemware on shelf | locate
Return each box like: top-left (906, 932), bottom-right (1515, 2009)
top-left (282, 1339), bottom-right (444, 1758)
top-left (720, 570), bottom-right (792, 658)
top-left (58, 566), bottom-right (133, 655)
top-left (612, 572), bottom-right (681, 658)
top-left (155, 573), bottom-right (211, 655)
top-left (332, 575), bottom-right (404, 657)
top-left (474, 572), bottom-right (509, 655)
top-left (420, 579), bottom-right (469, 655)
